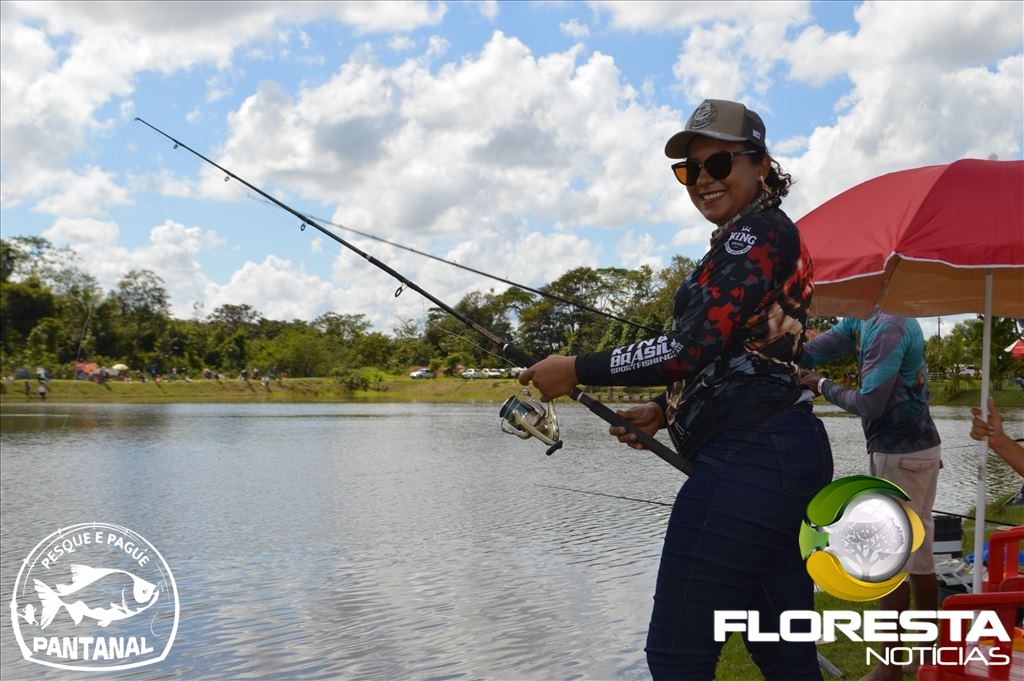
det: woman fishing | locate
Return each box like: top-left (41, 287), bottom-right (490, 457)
top-left (520, 99), bottom-right (833, 680)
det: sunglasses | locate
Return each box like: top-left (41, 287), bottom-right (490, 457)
top-left (671, 150), bottom-right (760, 186)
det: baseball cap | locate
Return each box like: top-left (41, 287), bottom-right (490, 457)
top-left (665, 99), bottom-right (767, 159)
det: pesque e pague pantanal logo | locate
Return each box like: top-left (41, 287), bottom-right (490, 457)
top-left (801, 475), bottom-right (926, 601)
top-left (9, 522), bottom-right (179, 672)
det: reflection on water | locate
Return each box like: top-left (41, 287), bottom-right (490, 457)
top-left (1, 401), bottom-right (1020, 680)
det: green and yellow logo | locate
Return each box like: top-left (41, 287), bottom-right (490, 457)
top-left (800, 475), bottom-right (925, 602)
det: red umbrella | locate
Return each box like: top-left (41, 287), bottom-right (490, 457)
top-left (801, 159), bottom-right (1023, 318)
top-left (797, 158), bottom-right (1024, 593)
top-left (1006, 339), bottom-right (1024, 359)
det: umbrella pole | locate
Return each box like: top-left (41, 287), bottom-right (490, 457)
top-left (971, 269), bottom-right (993, 594)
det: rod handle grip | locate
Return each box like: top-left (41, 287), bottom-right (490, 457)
top-left (569, 388), bottom-right (692, 475)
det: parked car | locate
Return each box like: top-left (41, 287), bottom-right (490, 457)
top-left (482, 368), bottom-right (504, 378)
top-left (508, 367), bottom-right (527, 378)
top-left (460, 368), bottom-right (486, 379)
top-left (409, 369), bottom-right (435, 379)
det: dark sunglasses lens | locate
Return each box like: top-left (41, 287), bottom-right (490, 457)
top-left (703, 152), bottom-right (733, 180)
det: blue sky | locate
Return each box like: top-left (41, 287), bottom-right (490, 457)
top-left (1, 1), bottom-right (1021, 337)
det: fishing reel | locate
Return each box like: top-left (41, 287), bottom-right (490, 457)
top-left (499, 390), bottom-right (563, 455)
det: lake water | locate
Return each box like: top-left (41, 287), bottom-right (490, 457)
top-left (1, 401), bottom-right (1020, 680)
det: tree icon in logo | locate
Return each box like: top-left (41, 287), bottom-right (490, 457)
top-left (837, 518), bottom-right (905, 578)
top-left (800, 476), bottom-right (925, 601)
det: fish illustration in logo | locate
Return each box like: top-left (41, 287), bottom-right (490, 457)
top-left (33, 564), bottom-right (160, 628)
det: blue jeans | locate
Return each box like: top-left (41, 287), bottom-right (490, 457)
top-left (646, 403), bottom-right (834, 680)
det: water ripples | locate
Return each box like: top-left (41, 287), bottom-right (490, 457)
top-left (1, 401), bottom-right (1019, 680)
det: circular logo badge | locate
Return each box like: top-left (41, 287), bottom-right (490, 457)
top-left (800, 476), bottom-right (925, 602)
top-left (689, 100), bottom-right (717, 130)
top-left (9, 523), bottom-right (179, 671)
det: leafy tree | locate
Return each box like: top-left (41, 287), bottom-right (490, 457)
top-left (3, 236), bottom-right (80, 286)
top-left (208, 304), bottom-right (264, 328)
top-left (253, 326), bottom-right (332, 377)
top-left (1, 277), bottom-right (57, 356)
top-left (114, 270), bottom-right (171, 367)
top-left (941, 326), bottom-right (971, 397)
top-left (313, 312), bottom-right (370, 342)
top-left (0, 238), bottom-right (25, 282)
top-left (356, 332), bottom-right (393, 367)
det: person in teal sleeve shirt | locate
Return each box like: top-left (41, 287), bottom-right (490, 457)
top-left (799, 311), bottom-right (940, 681)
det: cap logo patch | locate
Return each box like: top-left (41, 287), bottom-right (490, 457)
top-left (690, 101), bottom-right (717, 130)
top-left (751, 129), bottom-right (762, 140)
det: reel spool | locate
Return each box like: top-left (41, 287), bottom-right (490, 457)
top-left (499, 390), bottom-right (563, 455)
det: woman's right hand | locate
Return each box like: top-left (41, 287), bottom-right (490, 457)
top-left (609, 401), bottom-right (666, 449)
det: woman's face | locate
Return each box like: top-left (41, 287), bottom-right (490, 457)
top-left (685, 137), bottom-right (771, 226)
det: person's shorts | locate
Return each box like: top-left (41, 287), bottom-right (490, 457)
top-left (869, 444), bottom-right (942, 575)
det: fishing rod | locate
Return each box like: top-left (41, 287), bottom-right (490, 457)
top-left (543, 484), bottom-right (1021, 527)
top-left (305, 213), bottom-right (663, 336)
top-left (135, 117), bottom-right (692, 475)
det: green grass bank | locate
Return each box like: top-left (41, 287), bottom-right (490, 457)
top-left (3, 375), bottom-right (1023, 407)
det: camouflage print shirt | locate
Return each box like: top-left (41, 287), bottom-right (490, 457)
top-left (574, 205), bottom-right (814, 459)
top-left (802, 313), bottom-right (941, 454)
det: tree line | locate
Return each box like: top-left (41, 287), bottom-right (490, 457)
top-left (1, 236), bottom-right (1019, 392)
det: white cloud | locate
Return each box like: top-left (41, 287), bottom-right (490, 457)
top-left (32, 166), bottom-right (131, 216)
top-left (205, 255), bottom-right (350, 321)
top-left (560, 19), bottom-right (590, 39)
top-left (40, 217), bottom-right (222, 316)
top-left (206, 75), bottom-right (232, 103)
top-left (785, 25), bottom-right (857, 86)
top-left (616, 229), bottom-right (663, 270)
top-left (672, 23), bottom-right (748, 104)
top-left (214, 32), bottom-right (685, 242)
top-left (773, 135), bottom-right (809, 155)
top-left (476, 0), bottom-right (499, 22)
top-left (42, 217), bottom-right (120, 249)
top-left (389, 34), bottom-right (416, 52)
top-left (590, 1), bottom-right (809, 32)
top-left (671, 224), bottom-right (709, 248)
top-left (3, 0), bottom-right (1021, 326)
top-left (426, 35), bottom-right (450, 59)
top-left (0, 1), bottom-right (446, 211)
top-left (780, 1), bottom-right (1024, 220)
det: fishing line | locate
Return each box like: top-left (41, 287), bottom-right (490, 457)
top-left (231, 181), bottom-right (509, 368)
top-left (303, 211), bottom-right (664, 336)
top-left (540, 483), bottom-right (673, 508)
top-left (135, 118), bottom-right (691, 473)
top-left (298, 216), bottom-right (518, 370)
top-left (542, 485), bottom-right (1021, 527)
top-left (250, 186), bottom-right (661, 335)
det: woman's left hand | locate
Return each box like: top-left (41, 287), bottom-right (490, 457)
top-left (518, 355), bottom-right (578, 401)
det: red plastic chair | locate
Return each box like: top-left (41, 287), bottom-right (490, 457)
top-left (918, 527), bottom-right (1024, 680)
top-left (985, 527), bottom-right (1024, 593)
top-left (916, 591), bottom-right (1023, 681)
